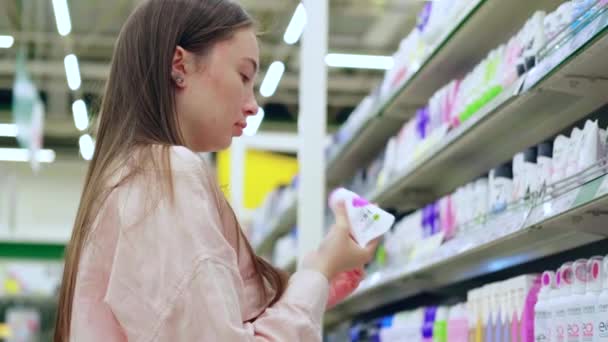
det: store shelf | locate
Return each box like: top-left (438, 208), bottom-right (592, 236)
top-left (326, 0), bottom-right (566, 185)
top-left (254, 200), bottom-right (297, 256)
top-left (371, 12), bottom-right (608, 210)
top-left (325, 166), bottom-right (608, 327)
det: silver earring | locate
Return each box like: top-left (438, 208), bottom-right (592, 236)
top-left (175, 76), bottom-right (184, 84)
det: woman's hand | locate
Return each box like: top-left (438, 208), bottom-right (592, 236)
top-left (301, 202), bottom-right (379, 281)
top-left (326, 268), bottom-right (365, 309)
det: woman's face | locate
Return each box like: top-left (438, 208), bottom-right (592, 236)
top-left (174, 27), bottom-right (259, 152)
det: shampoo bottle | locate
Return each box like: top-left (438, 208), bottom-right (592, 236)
top-left (552, 135), bottom-right (570, 184)
top-left (512, 275), bottom-right (541, 342)
top-left (494, 282), bottom-right (504, 342)
top-left (328, 188), bottom-right (396, 247)
top-left (537, 141), bottom-right (554, 189)
top-left (448, 303), bottom-right (469, 342)
top-left (581, 257), bottom-right (603, 342)
top-left (557, 263), bottom-right (574, 342)
top-left (596, 256), bottom-right (608, 342)
top-left (501, 282), bottom-right (512, 342)
top-left (433, 306), bottom-right (448, 342)
top-left (490, 163), bottom-right (514, 213)
top-left (535, 271), bottom-right (557, 342)
top-left (566, 259), bottom-right (588, 342)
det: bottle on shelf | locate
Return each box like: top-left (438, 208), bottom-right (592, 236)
top-left (447, 303), bottom-right (469, 342)
top-left (556, 263), bottom-right (574, 342)
top-left (566, 259), bottom-right (589, 342)
top-left (535, 271), bottom-right (557, 342)
top-left (597, 256), bottom-right (608, 342)
top-left (580, 256), bottom-right (604, 342)
top-left (433, 306), bottom-right (449, 342)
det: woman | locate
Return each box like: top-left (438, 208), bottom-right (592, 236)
top-left (54, 0), bottom-right (377, 341)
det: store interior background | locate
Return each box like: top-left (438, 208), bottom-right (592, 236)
top-left (1, 0), bottom-right (608, 341)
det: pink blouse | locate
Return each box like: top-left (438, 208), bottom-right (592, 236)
top-left (70, 146), bottom-right (360, 341)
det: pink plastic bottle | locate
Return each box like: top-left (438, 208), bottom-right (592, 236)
top-left (510, 275), bottom-right (541, 342)
top-left (447, 304), bottom-right (469, 342)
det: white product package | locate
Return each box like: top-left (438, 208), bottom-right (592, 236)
top-left (329, 188), bottom-right (396, 247)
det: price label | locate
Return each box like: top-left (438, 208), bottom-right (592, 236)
top-left (595, 174), bottom-right (608, 198)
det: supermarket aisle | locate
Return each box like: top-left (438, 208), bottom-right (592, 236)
top-left (1, 0), bottom-right (608, 340)
top-left (249, 0), bottom-right (608, 341)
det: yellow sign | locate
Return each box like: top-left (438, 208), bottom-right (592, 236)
top-left (218, 148), bottom-right (298, 209)
top-left (0, 323), bottom-right (11, 338)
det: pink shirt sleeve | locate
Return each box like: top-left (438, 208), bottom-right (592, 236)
top-left (104, 147), bottom-right (330, 341)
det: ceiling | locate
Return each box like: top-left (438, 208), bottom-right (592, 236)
top-left (0, 0), bottom-right (425, 154)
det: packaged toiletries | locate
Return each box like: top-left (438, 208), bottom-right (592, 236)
top-left (566, 128), bottom-right (584, 178)
top-left (557, 263), bottom-right (574, 342)
top-left (439, 195), bottom-right (456, 240)
top-left (433, 306), bottom-right (449, 342)
top-left (512, 275), bottom-right (541, 342)
top-left (492, 282), bottom-right (503, 342)
top-left (328, 188), bottom-right (396, 247)
top-left (512, 147), bottom-right (538, 201)
top-left (535, 271), bottom-right (557, 342)
top-left (501, 281), bottom-right (512, 342)
top-left (566, 259), bottom-right (588, 342)
top-left (423, 307), bottom-right (438, 342)
top-left (578, 120), bottom-right (601, 172)
top-left (553, 135), bottom-right (570, 184)
top-left (519, 11), bottom-right (547, 73)
top-left (580, 257), bottom-right (604, 342)
top-left (597, 256), bottom-right (608, 342)
top-left (537, 141), bottom-right (554, 189)
top-left (467, 290), bottom-right (479, 342)
top-left (482, 285), bottom-right (493, 342)
top-left (473, 177), bottom-right (490, 222)
top-left (448, 304), bottom-right (469, 342)
top-left (490, 162), bottom-right (513, 213)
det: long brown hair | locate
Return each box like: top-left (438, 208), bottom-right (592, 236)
top-left (54, 1), bottom-right (287, 340)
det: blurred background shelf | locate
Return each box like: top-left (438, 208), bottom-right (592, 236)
top-left (254, 200), bottom-right (297, 256)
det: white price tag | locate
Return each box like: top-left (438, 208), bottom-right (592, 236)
top-left (570, 16), bottom-right (603, 51)
top-left (595, 175), bottom-right (608, 198)
top-left (552, 190), bottom-right (579, 216)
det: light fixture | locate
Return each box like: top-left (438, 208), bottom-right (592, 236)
top-left (0, 35), bottom-right (14, 48)
top-left (51, 0), bottom-right (72, 36)
top-left (79, 134), bottom-right (95, 161)
top-left (244, 107), bottom-right (265, 136)
top-left (325, 53), bottom-right (394, 70)
top-left (72, 100), bottom-right (89, 131)
top-left (64, 54), bottom-right (81, 90)
top-left (0, 124), bottom-right (18, 137)
top-left (260, 61), bottom-right (285, 98)
top-left (283, 3), bottom-right (306, 45)
top-left (0, 148), bottom-right (56, 163)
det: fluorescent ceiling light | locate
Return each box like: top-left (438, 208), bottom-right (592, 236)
top-left (325, 53), bottom-right (394, 70)
top-left (0, 35), bottom-right (14, 48)
top-left (283, 3), bottom-right (306, 45)
top-left (0, 148), bottom-right (56, 163)
top-left (244, 107), bottom-right (265, 136)
top-left (64, 54), bottom-right (81, 90)
top-left (0, 124), bottom-right (18, 137)
top-left (52, 0), bottom-right (72, 36)
top-left (260, 61), bottom-right (285, 98)
top-left (79, 134), bottom-right (95, 161)
top-left (72, 100), bottom-right (89, 131)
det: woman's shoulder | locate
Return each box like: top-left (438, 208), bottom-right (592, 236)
top-left (135, 144), bottom-right (213, 177)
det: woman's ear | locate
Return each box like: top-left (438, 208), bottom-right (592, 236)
top-left (171, 46), bottom-right (188, 88)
